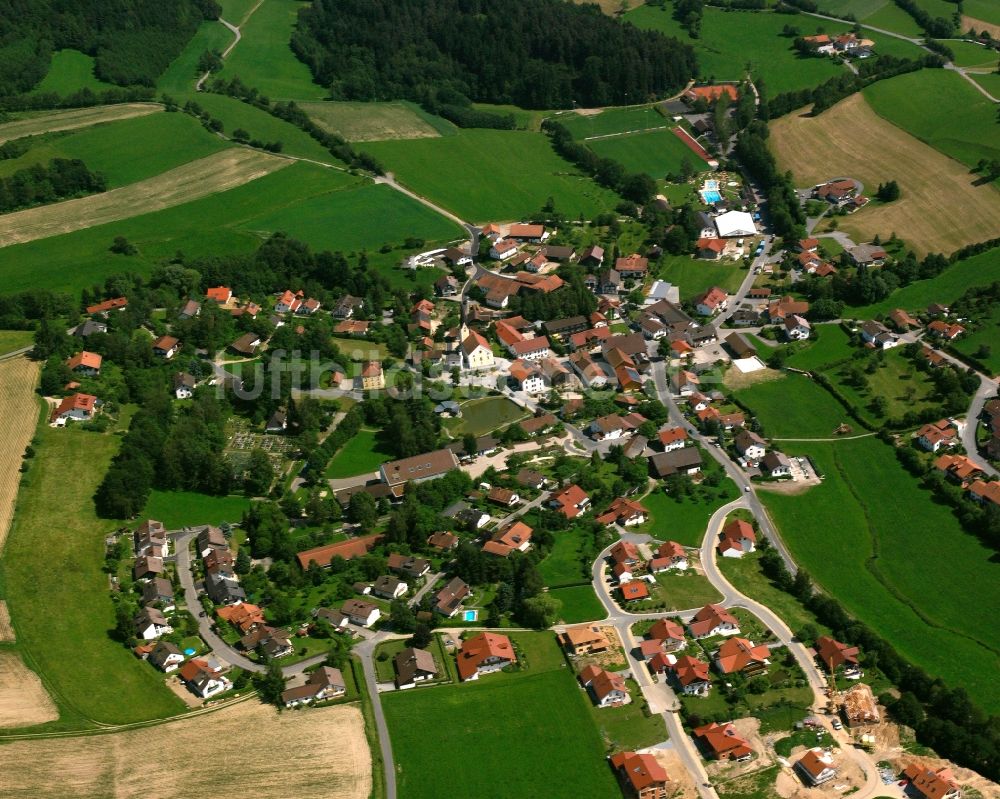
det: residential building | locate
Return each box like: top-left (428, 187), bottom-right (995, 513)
top-left (649, 448), bottom-right (703, 478)
top-left (66, 350), bottom-right (102, 376)
top-left (134, 606), bottom-right (172, 640)
top-left (694, 286), bottom-right (728, 317)
top-left (462, 330), bottom-right (495, 370)
top-left (509, 359), bottom-right (546, 393)
top-left (386, 553), bottom-right (431, 578)
top-left (550, 484), bottom-right (590, 518)
top-left (725, 333), bottom-right (757, 360)
top-left (490, 238), bottom-right (519, 260)
top-left (902, 765), bottom-right (961, 799)
top-left (380, 449), bottom-right (460, 498)
top-left (761, 451), bottom-right (791, 478)
top-left (579, 664), bottom-right (628, 708)
top-left (341, 599), bottom-right (381, 627)
top-left (714, 637), bottom-right (770, 676)
top-left (86, 296), bottom-right (128, 315)
top-left (360, 361), bottom-right (385, 391)
top-left (133, 554), bottom-right (163, 581)
top-left (240, 625), bottom-right (294, 659)
top-left (559, 624), bottom-right (610, 656)
top-left (796, 749), bottom-right (837, 786)
top-left (615, 253), bottom-right (649, 277)
top-left (142, 577), bottom-right (175, 611)
top-left (456, 632), bottom-right (516, 681)
top-left (179, 658), bottom-right (231, 698)
top-left (216, 602), bottom-right (266, 634)
top-left (610, 751), bottom-right (670, 799)
top-left (427, 531), bottom-right (459, 551)
top-left (436, 577), bottom-right (470, 617)
top-left (693, 722), bottom-right (753, 761)
top-left (620, 581), bottom-right (649, 602)
top-left (148, 641), bottom-right (185, 673)
top-left (51, 392), bottom-right (97, 424)
top-left (717, 519), bottom-right (756, 558)
top-left (861, 320), bottom-right (898, 349)
top-left (230, 332), bottom-right (262, 356)
top-left (696, 238), bottom-right (727, 260)
top-left (734, 429), bottom-right (767, 460)
top-left (597, 497), bottom-right (648, 527)
top-left (657, 426), bottom-right (688, 452)
top-left (372, 575), bottom-right (408, 600)
top-left (173, 371), bottom-right (196, 399)
top-left (648, 618), bottom-right (686, 651)
top-left (814, 635), bottom-right (860, 674)
top-left (916, 419), bottom-right (958, 452)
top-left (784, 314), bottom-right (811, 341)
top-left (152, 335), bottom-right (180, 359)
top-left (842, 682), bottom-right (881, 727)
top-left (650, 540), bottom-right (688, 573)
top-left (394, 647), bottom-right (438, 688)
top-left (670, 654), bottom-right (711, 696)
top-left (483, 521), bottom-right (533, 557)
top-left (281, 666), bottom-right (346, 707)
top-left (688, 604), bottom-right (740, 638)
top-left (509, 335), bottom-right (551, 361)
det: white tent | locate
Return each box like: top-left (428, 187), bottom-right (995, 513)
top-left (714, 211), bottom-right (757, 238)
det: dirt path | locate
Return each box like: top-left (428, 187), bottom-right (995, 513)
top-left (0, 357), bottom-right (41, 552)
top-left (0, 104), bottom-right (162, 145)
top-left (0, 149), bottom-right (289, 247)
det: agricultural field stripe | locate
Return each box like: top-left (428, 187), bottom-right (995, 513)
top-left (0, 357), bottom-right (42, 553)
top-left (0, 103), bottom-right (162, 146)
top-left (0, 149), bottom-right (290, 248)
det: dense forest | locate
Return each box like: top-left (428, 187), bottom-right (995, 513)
top-left (0, 159), bottom-right (105, 213)
top-left (0, 0), bottom-right (220, 94)
top-left (291, 0), bottom-right (698, 109)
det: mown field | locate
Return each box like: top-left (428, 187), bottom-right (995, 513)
top-left (762, 438), bottom-right (1000, 714)
top-left (641, 480), bottom-right (739, 547)
top-left (1, 700), bottom-right (371, 798)
top-left (363, 129), bottom-right (622, 222)
top-left (813, 0), bottom-right (924, 36)
top-left (971, 72), bottom-right (1000, 98)
top-left (549, 584), bottom-right (607, 624)
top-left (588, 128), bottom-right (710, 178)
top-left (0, 359), bottom-right (41, 552)
top-left (627, 6), bottom-right (849, 95)
top-left (538, 527), bottom-right (593, 587)
top-left (448, 397), bottom-right (528, 437)
top-left (657, 254), bottom-right (747, 297)
top-left (734, 372), bottom-right (849, 439)
top-left (325, 429), bottom-right (393, 478)
top-left (0, 330), bottom-right (34, 356)
top-left (141, 490), bottom-right (251, 529)
top-left (31, 49), bottom-right (115, 96)
top-left (0, 112), bottom-right (232, 188)
top-left (963, 0), bottom-right (1000, 25)
top-left (302, 100), bottom-right (451, 142)
top-left (769, 93), bottom-right (1000, 255)
top-left (218, 0), bottom-right (328, 101)
top-left (783, 325), bottom-right (855, 371)
top-left (2, 422), bottom-right (185, 726)
top-left (0, 104), bottom-right (162, 146)
top-left (558, 106), bottom-right (669, 139)
top-left (382, 633), bottom-right (620, 799)
top-left (863, 70), bottom-right (1000, 174)
top-left (944, 39), bottom-right (998, 68)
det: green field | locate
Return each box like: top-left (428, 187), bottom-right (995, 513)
top-left (588, 679), bottom-right (668, 750)
top-left (627, 6), bottom-right (849, 95)
top-left (382, 633), bottom-right (620, 799)
top-left (813, 0), bottom-right (924, 36)
top-left (218, 0), bottom-right (327, 101)
top-left (220, 0), bottom-right (260, 23)
top-left (0, 329), bottom-right (34, 355)
top-left (952, 312), bottom-right (1000, 375)
top-left (654, 570), bottom-right (722, 609)
top-left (558, 107), bottom-right (670, 140)
top-left (0, 112), bottom-right (231, 187)
top-left (538, 527), bottom-right (593, 587)
top-left (657, 254), bottom-right (748, 298)
top-left (826, 347), bottom-right (939, 425)
top-left (963, 0), bottom-right (1000, 25)
top-left (735, 372), bottom-right (854, 439)
top-left (450, 397), bottom-right (527, 437)
top-left (141, 490), bottom-right (251, 529)
top-left (363, 129), bottom-right (622, 222)
top-left (302, 100), bottom-right (452, 142)
top-left (970, 72), bottom-right (1000, 99)
top-left (642, 480), bottom-right (739, 547)
top-left (853, 247), bottom-right (1000, 316)
top-left (2, 422), bottom-right (185, 727)
top-left (863, 70), bottom-right (1000, 173)
top-left (783, 325), bottom-right (855, 371)
top-left (944, 40), bottom-right (998, 68)
top-left (157, 19), bottom-right (234, 97)
top-left (325, 429), bottom-right (394, 478)
top-left (32, 50), bottom-right (115, 96)
top-left (549, 585), bottom-right (606, 624)
top-left (763, 438), bottom-right (1000, 713)
top-left (588, 128), bottom-right (710, 179)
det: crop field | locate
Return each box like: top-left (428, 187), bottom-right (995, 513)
top-left (141, 490), bottom-right (251, 529)
top-left (657, 254), bottom-right (747, 297)
top-left (0, 651), bottom-right (58, 728)
top-left (3, 422), bottom-right (185, 725)
top-left (0, 358), bottom-right (42, 551)
top-left (763, 438), bottom-right (1000, 713)
top-left (627, 6), bottom-right (849, 96)
top-left (32, 50), bottom-right (115, 96)
top-left (382, 633), bottom-right (620, 799)
top-left (0, 104), bottom-right (162, 146)
top-left (219, 0), bottom-right (327, 101)
top-left (302, 101), bottom-right (448, 141)
top-left (362, 129), bottom-right (622, 222)
top-left (0, 148), bottom-right (289, 248)
top-left (851, 246), bottom-right (1000, 316)
top-left (0, 700), bottom-right (371, 798)
top-left (734, 372), bottom-right (854, 439)
top-left (558, 106), bottom-right (669, 140)
top-left (769, 93), bottom-right (1000, 255)
top-left (325, 429), bottom-right (394, 478)
top-left (549, 585), bottom-right (606, 624)
top-left (863, 70), bottom-right (1000, 173)
top-left (588, 128), bottom-right (710, 179)
top-left (0, 112), bottom-right (232, 188)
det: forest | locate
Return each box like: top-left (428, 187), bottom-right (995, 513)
top-left (291, 0), bottom-right (698, 109)
top-left (0, 158), bottom-right (105, 213)
top-left (0, 0), bottom-right (220, 94)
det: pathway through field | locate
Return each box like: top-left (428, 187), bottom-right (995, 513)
top-left (0, 149), bottom-right (290, 247)
top-left (0, 103), bottom-right (162, 145)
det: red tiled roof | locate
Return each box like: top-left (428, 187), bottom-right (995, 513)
top-left (456, 632), bottom-right (516, 680)
top-left (297, 534), bottom-right (383, 569)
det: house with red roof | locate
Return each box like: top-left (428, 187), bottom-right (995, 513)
top-left (714, 637), bottom-right (770, 676)
top-left (152, 335), bottom-right (180, 359)
top-left (718, 519), bottom-right (756, 558)
top-left (967, 479), bottom-right (1000, 507)
top-left (550, 484), bottom-right (590, 518)
top-left (916, 419), bottom-right (958, 452)
top-left (670, 654), bottom-right (712, 695)
top-left (657, 426), bottom-right (688, 452)
top-left (688, 604), bottom-right (740, 638)
top-left (597, 497), bottom-right (648, 527)
top-left (66, 351), bottom-right (102, 376)
top-left (205, 286), bottom-right (232, 304)
top-left (456, 632), bottom-right (517, 681)
top-left (86, 296), bottom-right (128, 315)
top-left (615, 253), bottom-right (649, 277)
top-left (695, 238), bottom-right (727, 260)
top-left (649, 540), bottom-right (689, 574)
top-left (814, 635), bottom-right (860, 674)
top-left (610, 750), bottom-right (671, 799)
top-left (51, 392), bottom-right (97, 425)
top-left (693, 722), bottom-right (753, 761)
top-left (648, 618), bottom-right (686, 652)
top-left (796, 749), bottom-right (837, 786)
top-left (694, 286), bottom-right (728, 317)
top-left (902, 765), bottom-right (962, 799)
top-left (927, 320), bottom-right (964, 341)
top-left (620, 581), bottom-right (649, 602)
top-left (578, 664), bottom-right (628, 708)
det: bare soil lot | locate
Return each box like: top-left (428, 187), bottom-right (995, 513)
top-left (0, 600), bottom-right (14, 641)
top-left (0, 103), bottom-right (162, 145)
top-left (0, 651), bottom-right (58, 727)
top-left (0, 700), bottom-right (371, 799)
top-left (0, 357), bottom-right (41, 551)
top-left (0, 149), bottom-right (289, 247)
top-left (769, 94), bottom-right (1000, 255)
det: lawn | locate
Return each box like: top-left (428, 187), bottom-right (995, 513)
top-left (783, 325), bottom-right (855, 371)
top-left (733, 373), bottom-right (849, 439)
top-left (641, 479), bottom-right (739, 548)
top-left (141, 490), bottom-right (251, 529)
top-left (538, 527), bottom-right (594, 587)
top-left (363, 129), bottom-right (622, 222)
top-left (2, 425), bottom-right (185, 726)
top-left (382, 633), bottom-right (620, 799)
top-left (450, 397), bottom-right (527, 437)
top-left (549, 585), bottom-right (607, 624)
top-left (653, 570), bottom-right (722, 610)
top-left (763, 438), bottom-right (1000, 713)
top-left (952, 312), bottom-right (1000, 375)
top-left (559, 106), bottom-right (670, 139)
top-left (0, 112), bottom-right (232, 188)
top-left (963, 0), bottom-right (1000, 25)
top-left (301, 100), bottom-right (451, 142)
top-left (324, 429), bottom-right (394, 478)
top-left (587, 679), bottom-right (668, 750)
top-left (656, 254), bottom-right (748, 298)
top-left (626, 6), bottom-right (849, 96)
top-left (588, 128), bottom-right (710, 179)
top-left (0, 330), bottom-right (34, 355)
top-left (863, 70), bottom-right (1000, 174)
top-left (944, 40), bottom-right (998, 68)
top-left (971, 72), bottom-right (1000, 99)
top-left (329, 337), bottom-right (390, 361)
top-left (32, 50), bottom-right (115, 96)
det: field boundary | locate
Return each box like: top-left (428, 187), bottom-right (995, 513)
top-left (0, 104), bottom-right (162, 145)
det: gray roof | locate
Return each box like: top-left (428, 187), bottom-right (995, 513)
top-left (649, 447), bottom-right (703, 477)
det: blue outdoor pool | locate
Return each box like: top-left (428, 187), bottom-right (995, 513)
top-left (184, 648), bottom-right (196, 656)
top-left (701, 190), bottom-right (723, 204)
top-left (463, 610), bottom-right (478, 622)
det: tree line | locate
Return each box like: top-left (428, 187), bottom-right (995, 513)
top-left (734, 121), bottom-right (807, 241)
top-left (0, 158), bottom-right (105, 214)
top-left (291, 0), bottom-right (697, 110)
top-left (0, 0), bottom-right (219, 95)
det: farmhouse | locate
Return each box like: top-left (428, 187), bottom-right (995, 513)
top-left (693, 722), bottom-right (753, 761)
top-left (610, 750), bottom-right (671, 799)
top-left (456, 632), bottom-right (517, 681)
top-left (281, 666), bottom-right (346, 707)
top-left (394, 647), bottom-right (438, 688)
top-left (579, 664), bottom-right (628, 708)
top-left (902, 765), bottom-right (962, 799)
top-left (688, 604), bottom-right (740, 638)
top-left (560, 624), bottom-right (611, 656)
top-left (796, 749), bottom-right (838, 786)
top-left (718, 519), bottom-right (756, 557)
top-left (848, 243), bottom-right (886, 267)
top-left (714, 637), bottom-right (770, 676)
top-left (669, 654), bottom-right (712, 696)
top-left (436, 577), bottom-right (471, 617)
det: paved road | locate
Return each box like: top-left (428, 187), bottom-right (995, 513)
top-left (961, 377), bottom-right (998, 477)
top-left (353, 634), bottom-right (397, 799)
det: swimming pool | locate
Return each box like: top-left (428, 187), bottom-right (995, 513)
top-left (703, 179), bottom-right (720, 190)
top-left (463, 609), bottom-right (479, 622)
top-left (701, 190), bottom-right (723, 204)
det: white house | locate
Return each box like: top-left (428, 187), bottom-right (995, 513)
top-left (135, 608), bottom-right (173, 640)
top-left (509, 360), bottom-right (546, 393)
top-left (490, 239), bottom-right (518, 260)
top-left (341, 599), bottom-right (381, 628)
top-left (735, 429), bottom-right (767, 461)
top-left (784, 315), bottom-right (811, 341)
top-left (509, 336), bottom-right (551, 361)
top-left (180, 659), bottom-right (232, 699)
top-left (173, 372), bottom-right (196, 400)
top-left (152, 335), bottom-right (180, 359)
top-left (372, 575), bottom-right (408, 600)
top-left (796, 749), bottom-right (837, 786)
top-left (462, 330), bottom-right (495, 371)
top-left (148, 641), bottom-right (185, 672)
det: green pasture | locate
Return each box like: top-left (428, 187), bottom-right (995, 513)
top-left (549, 585), bottom-right (607, 624)
top-left (641, 479), bottom-right (739, 547)
top-left (301, 100), bottom-right (453, 142)
top-left (324, 429), bottom-right (394, 479)
top-left (157, 19), bottom-right (234, 97)
top-left (734, 372), bottom-right (853, 439)
top-left (657, 254), bottom-right (748, 298)
top-left (559, 106), bottom-right (669, 139)
top-left (141, 490), bottom-right (251, 529)
top-left (783, 325), bottom-right (855, 370)
top-left (588, 128), bottom-right (710, 179)
top-left (32, 50), bottom-right (115, 96)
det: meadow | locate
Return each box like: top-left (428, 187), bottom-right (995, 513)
top-left (863, 70), bottom-right (1000, 173)
top-left (0, 112), bottom-right (232, 188)
top-left (763, 438), bottom-right (1000, 713)
top-left (826, 347), bottom-right (939, 425)
top-left (953, 313), bottom-right (1000, 375)
top-left (783, 325), bottom-right (855, 371)
top-left (813, 0), bottom-right (924, 36)
top-left (588, 128), bottom-right (710, 179)
top-left (654, 570), bottom-right (722, 610)
top-left (769, 93), bottom-right (1000, 255)
top-left (656, 254), bottom-right (747, 298)
top-left (963, 0), bottom-right (1000, 26)
top-left (302, 100), bottom-right (451, 142)
top-left (157, 19), bottom-right (234, 97)
top-left (0, 104), bottom-right (161, 146)
top-left (549, 585), bottom-right (606, 624)
top-left (141, 490), bottom-right (251, 529)
top-left (0, 330), bottom-right (34, 355)
top-left (218, 0), bottom-right (328, 101)
top-left (944, 39), bottom-right (998, 68)
top-left (538, 526), bottom-right (593, 587)
top-left (31, 50), bottom-right (115, 96)
top-left (2, 423), bottom-right (185, 727)
top-left (587, 677), bottom-right (667, 750)
top-left (626, 6), bottom-right (849, 96)
top-left (641, 479), bottom-right (739, 547)
top-left (382, 633), bottom-right (621, 799)
top-left (558, 106), bottom-right (670, 139)
top-left (325, 429), bottom-right (394, 479)
top-left (734, 372), bottom-right (855, 439)
top-left (971, 72), bottom-right (1000, 99)
top-left (362, 129), bottom-right (623, 222)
